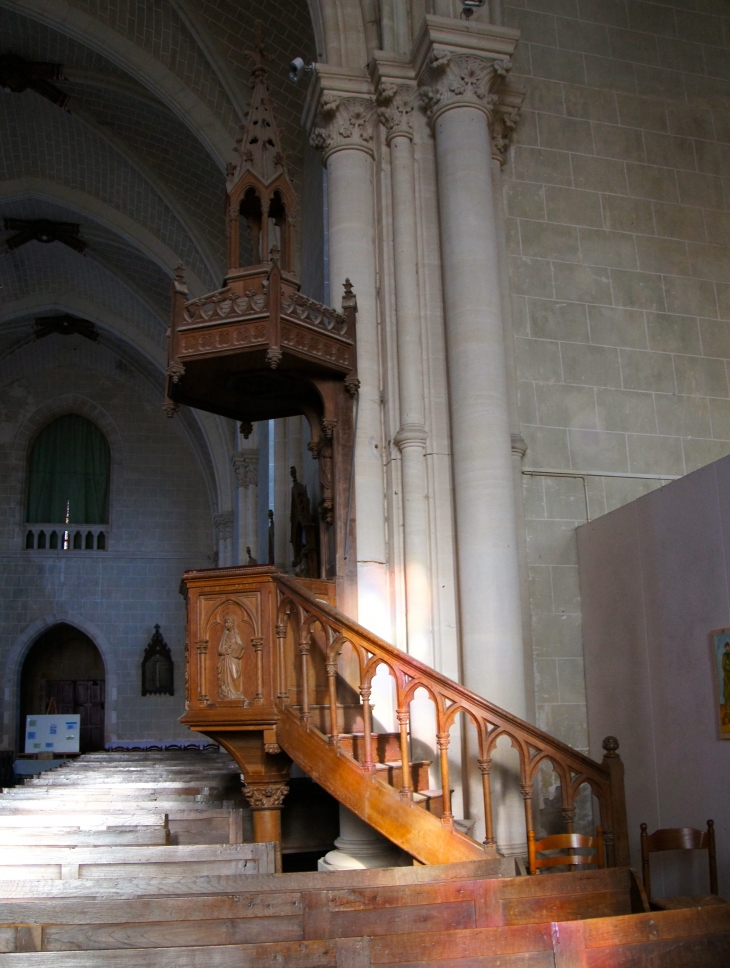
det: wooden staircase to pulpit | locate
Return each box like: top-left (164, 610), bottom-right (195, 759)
top-left (179, 566), bottom-right (630, 871)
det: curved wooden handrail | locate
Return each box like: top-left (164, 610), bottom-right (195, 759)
top-left (273, 574), bottom-right (619, 861)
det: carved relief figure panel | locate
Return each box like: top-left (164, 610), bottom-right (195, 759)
top-left (202, 598), bottom-right (259, 705)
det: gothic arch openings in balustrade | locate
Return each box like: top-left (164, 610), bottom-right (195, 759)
top-left (272, 577), bottom-right (616, 858)
top-left (528, 750), bottom-right (609, 860)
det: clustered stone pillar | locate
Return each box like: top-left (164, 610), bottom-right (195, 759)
top-left (414, 17), bottom-right (527, 851)
top-left (307, 72), bottom-right (391, 642)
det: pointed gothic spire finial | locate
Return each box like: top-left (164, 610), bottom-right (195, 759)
top-left (228, 21), bottom-right (288, 187)
top-left (246, 20), bottom-right (274, 77)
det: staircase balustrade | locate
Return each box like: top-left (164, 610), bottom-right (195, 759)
top-left (180, 567), bottom-right (628, 867)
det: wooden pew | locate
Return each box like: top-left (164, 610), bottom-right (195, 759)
top-left (0, 844), bottom-right (274, 881)
top-left (0, 805), bottom-right (246, 846)
top-left (0, 866), bottom-right (635, 950)
top-left (0, 828), bottom-right (170, 848)
top-left (2, 785), bottom-right (232, 800)
top-left (0, 815), bottom-right (167, 828)
top-left (0, 904), bottom-right (727, 965)
top-left (0, 856), bottom-right (505, 900)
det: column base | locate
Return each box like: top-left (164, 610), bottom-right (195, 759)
top-left (318, 806), bottom-right (410, 871)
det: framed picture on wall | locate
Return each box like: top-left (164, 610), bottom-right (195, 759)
top-left (710, 628), bottom-right (730, 739)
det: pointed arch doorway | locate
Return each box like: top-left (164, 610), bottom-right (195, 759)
top-left (20, 624), bottom-right (106, 753)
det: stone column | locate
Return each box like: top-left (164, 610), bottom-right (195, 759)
top-left (373, 61), bottom-right (433, 669)
top-left (213, 511), bottom-right (234, 567)
top-left (318, 805), bottom-right (408, 871)
top-left (305, 69), bottom-right (399, 872)
top-left (231, 449), bottom-right (258, 564)
top-left (305, 68), bottom-right (390, 640)
top-left (414, 17), bottom-right (527, 851)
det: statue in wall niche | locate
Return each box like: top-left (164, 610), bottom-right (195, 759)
top-left (217, 615), bottom-right (245, 700)
top-left (289, 466), bottom-right (318, 579)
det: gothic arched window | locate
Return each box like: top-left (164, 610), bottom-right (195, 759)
top-left (26, 414), bottom-right (110, 525)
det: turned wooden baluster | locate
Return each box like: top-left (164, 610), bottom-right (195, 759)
top-left (299, 625), bottom-right (311, 724)
top-left (326, 649), bottom-right (339, 747)
top-left (360, 682), bottom-right (375, 773)
top-left (562, 802), bottom-right (576, 835)
top-left (436, 732), bottom-right (453, 829)
top-left (396, 708), bottom-right (412, 802)
top-left (478, 756), bottom-right (497, 854)
top-left (521, 779), bottom-right (534, 849)
top-left (275, 612), bottom-right (288, 699)
top-left (251, 637), bottom-right (264, 704)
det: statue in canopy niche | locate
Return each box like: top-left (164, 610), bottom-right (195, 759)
top-left (290, 466), bottom-right (318, 579)
top-left (217, 614), bottom-right (245, 700)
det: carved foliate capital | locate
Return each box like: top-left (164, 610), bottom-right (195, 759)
top-left (242, 782), bottom-right (289, 810)
top-left (231, 450), bottom-right (259, 487)
top-left (418, 49), bottom-right (510, 125)
top-left (412, 17), bottom-right (525, 161)
top-left (491, 100), bottom-right (522, 166)
top-left (376, 82), bottom-right (415, 143)
top-left (310, 93), bottom-right (377, 160)
top-left (213, 511), bottom-right (234, 540)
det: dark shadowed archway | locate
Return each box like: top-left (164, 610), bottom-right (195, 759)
top-left (20, 623), bottom-right (105, 753)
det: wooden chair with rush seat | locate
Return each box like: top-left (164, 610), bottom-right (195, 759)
top-left (527, 827), bottom-right (605, 875)
top-left (640, 820), bottom-right (727, 910)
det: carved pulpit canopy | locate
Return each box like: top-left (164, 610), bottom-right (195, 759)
top-left (165, 24), bottom-right (358, 585)
top-left (164, 22), bottom-right (358, 427)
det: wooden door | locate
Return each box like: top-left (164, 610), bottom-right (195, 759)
top-left (45, 680), bottom-right (105, 752)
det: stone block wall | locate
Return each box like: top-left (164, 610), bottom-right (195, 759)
top-left (0, 338), bottom-right (213, 750)
top-left (502, 0), bottom-right (730, 751)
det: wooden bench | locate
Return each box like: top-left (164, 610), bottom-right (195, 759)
top-left (0, 866), bottom-right (636, 950)
top-left (0, 815), bottom-right (167, 829)
top-left (3, 785), bottom-right (233, 800)
top-left (0, 903), bottom-right (727, 964)
top-left (0, 828), bottom-right (169, 848)
top-left (0, 805), bottom-right (245, 846)
top-left (0, 844), bottom-right (274, 881)
top-left (0, 856), bottom-right (505, 900)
